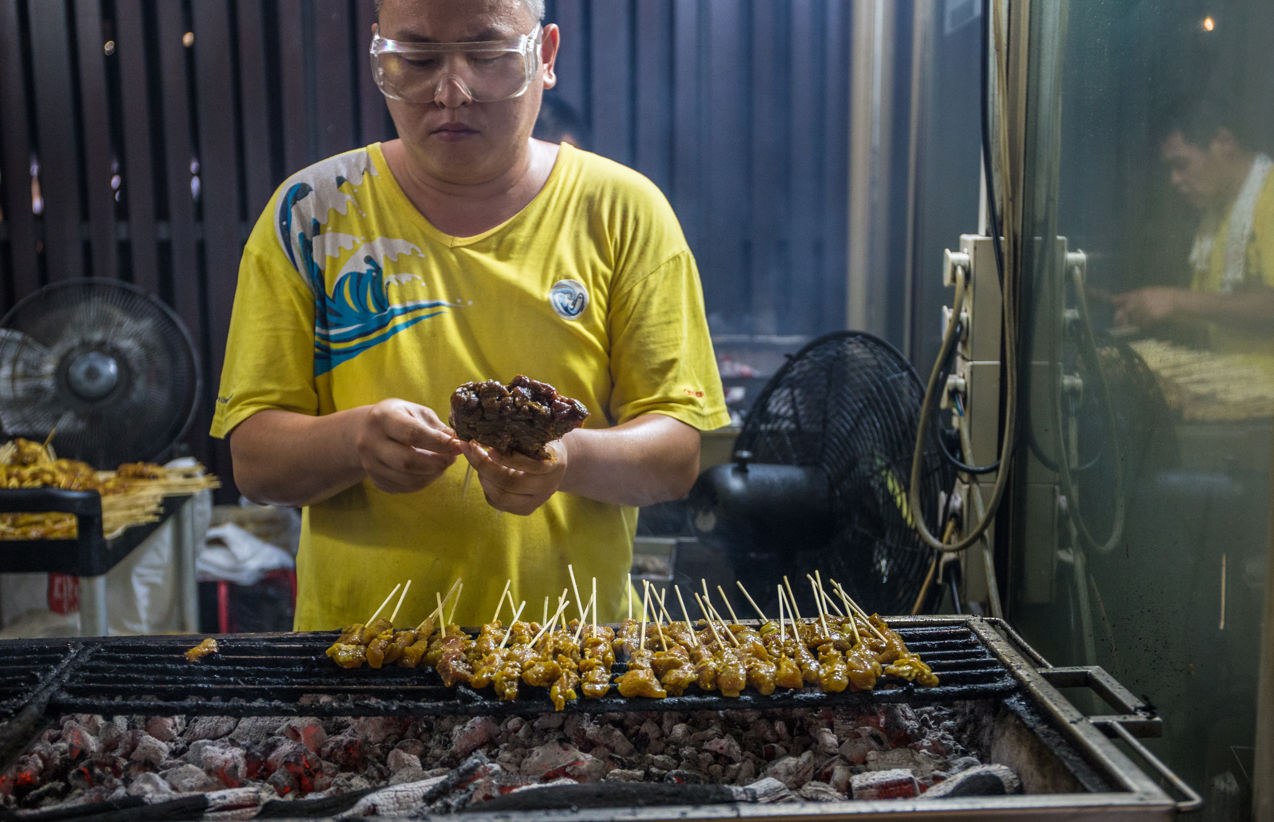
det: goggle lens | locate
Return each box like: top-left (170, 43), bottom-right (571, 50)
top-left (370, 25), bottom-right (541, 104)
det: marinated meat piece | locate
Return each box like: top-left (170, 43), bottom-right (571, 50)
top-left (184, 637), bottom-right (219, 662)
top-left (449, 375), bottom-right (589, 460)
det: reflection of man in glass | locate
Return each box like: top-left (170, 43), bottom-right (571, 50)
top-left (1112, 94), bottom-right (1274, 348)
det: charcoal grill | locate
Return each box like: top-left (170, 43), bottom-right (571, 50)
top-left (0, 615), bottom-right (1200, 819)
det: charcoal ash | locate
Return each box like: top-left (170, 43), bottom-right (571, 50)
top-left (0, 702), bottom-right (1015, 817)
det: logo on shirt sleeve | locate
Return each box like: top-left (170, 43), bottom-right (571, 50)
top-left (549, 279), bottom-right (589, 320)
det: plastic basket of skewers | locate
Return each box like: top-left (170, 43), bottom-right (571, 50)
top-left (291, 570), bottom-right (939, 712)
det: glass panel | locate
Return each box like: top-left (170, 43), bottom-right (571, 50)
top-left (1011, 1), bottom-right (1273, 816)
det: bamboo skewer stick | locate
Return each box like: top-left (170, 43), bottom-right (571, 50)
top-left (389, 580), bottom-right (412, 625)
top-left (654, 587), bottom-right (674, 624)
top-left (699, 586), bottom-right (740, 646)
top-left (674, 586), bottom-right (700, 647)
top-left (436, 592), bottom-right (447, 640)
top-left (694, 592), bottom-right (726, 648)
top-left (496, 601), bottom-right (526, 650)
top-left (776, 585), bottom-right (786, 644)
top-left (446, 583), bottom-right (463, 626)
top-left (574, 593), bottom-right (592, 643)
top-left (736, 580), bottom-right (767, 623)
top-left (831, 578), bottom-right (886, 641)
top-left (809, 577), bottom-right (830, 638)
top-left (813, 570), bottom-right (844, 617)
top-left (492, 579), bottom-right (513, 624)
top-left (531, 594), bottom-right (570, 647)
top-left (591, 578), bottom-right (598, 638)
top-left (717, 585), bottom-right (741, 624)
top-left (644, 581), bottom-right (668, 651)
top-left (367, 583), bottom-right (401, 624)
top-left (828, 579), bottom-right (861, 645)
top-left (782, 575), bottom-right (803, 622)
top-left (568, 564), bottom-right (585, 623)
top-left (638, 584), bottom-right (650, 651)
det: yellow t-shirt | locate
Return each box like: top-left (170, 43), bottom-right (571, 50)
top-left (1192, 166), bottom-right (1274, 353)
top-left (212, 142), bottom-right (730, 630)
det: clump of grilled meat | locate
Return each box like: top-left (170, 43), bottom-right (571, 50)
top-left (449, 375), bottom-right (589, 460)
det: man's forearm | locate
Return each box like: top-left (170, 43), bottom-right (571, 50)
top-left (558, 414), bottom-right (702, 508)
top-left (228, 408), bottom-right (369, 508)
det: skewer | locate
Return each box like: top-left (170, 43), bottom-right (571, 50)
top-left (694, 592), bottom-right (726, 648)
top-left (736, 580), bottom-right (768, 623)
top-left (389, 580), bottom-right (412, 625)
top-left (591, 578), bottom-right (598, 638)
top-left (446, 583), bottom-right (463, 626)
top-left (436, 592), bottom-right (447, 640)
top-left (531, 594), bottom-right (570, 647)
top-left (673, 585), bottom-right (700, 647)
top-left (826, 578), bottom-right (861, 644)
top-left (813, 570), bottom-right (844, 617)
top-left (809, 577), bottom-right (830, 638)
top-left (367, 583), bottom-right (402, 624)
top-left (806, 572), bottom-right (838, 621)
top-left (655, 587), bottom-right (674, 624)
top-left (716, 585), bottom-right (741, 624)
top-left (776, 585), bottom-right (786, 644)
top-left (830, 578), bottom-right (886, 641)
top-left (644, 581), bottom-right (668, 652)
top-left (574, 594), bottom-right (592, 643)
top-left (543, 596), bottom-right (550, 627)
top-left (782, 575), bottom-right (803, 621)
top-left (700, 587), bottom-right (740, 646)
top-left (639, 583), bottom-right (650, 651)
top-left (492, 579), bottom-right (513, 625)
top-left (496, 601), bottom-right (526, 650)
top-left (568, 564), bottom-right (585, 623)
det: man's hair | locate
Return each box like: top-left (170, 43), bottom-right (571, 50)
top-left (1152, 83), bottom-right (1256, 151)
top-left (373, 0), bottom-right (545, 23)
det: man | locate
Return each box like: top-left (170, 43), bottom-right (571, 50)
top-left (1112, 94), bottom-right (1274, 348)
top-left (211, 0), bottom-right (730, 629)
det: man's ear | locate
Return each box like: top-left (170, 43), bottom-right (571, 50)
top-left (541, 23), bottom-right (560, 89)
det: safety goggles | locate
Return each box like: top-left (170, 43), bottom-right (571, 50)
top-left (370, 24), bottom-right (543, 104)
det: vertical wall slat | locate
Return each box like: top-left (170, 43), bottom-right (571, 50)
top-left (704, 0), bottom-right (749, 330)
top-left (277, 0), bottom-right (310, 174)
top-left (749, 0), bottom-right (788, 335)
top-left (28, 1), bottom-right (83, 282)
top-left (356, 1), bottom-right (390, 145)
top-left (0, 0), bottom-right (41, 302)
top-left (236, 0), bottom-right (276, 218)
top-left (72, 0), bottom-right (116, 283)
top-left (788, 0), bottom-right (822, 336)
top-left (589, 2), bottom-right (633, 166)
top-left (548, 0), bottom-right (588, 122)
top-left (822, 0), bottom-right (850, 331)
top-left (634, 0), bottom-right (672, 192)
top-left (190, 3), bottom-right (240, 392)
top-left (313, 2), bottom-right (356, 159)
top-left (115, 0), bottom-right (161, 295)
top-left (671, 0), bottom-right (704, 268)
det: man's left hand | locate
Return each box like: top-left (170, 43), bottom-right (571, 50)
top-left (460, 439), bottom-right (568, 515)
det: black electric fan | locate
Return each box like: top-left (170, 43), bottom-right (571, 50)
top-left (0, 279), bottom-right (200, 467)
top-left (688, 331), bottom-right (954, 617)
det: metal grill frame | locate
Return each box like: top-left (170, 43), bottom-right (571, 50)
top-left (0, 616), bottom-right (1201, 819)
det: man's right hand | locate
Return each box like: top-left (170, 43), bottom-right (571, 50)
top-left (355, 399), bottom-right (464, 493)
top-left (229, 402), bottom-right (464, 508)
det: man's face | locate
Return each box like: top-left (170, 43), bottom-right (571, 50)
top-left (376, 0), bottom-right (557, 186)
top-left (1160, 129), bottom-right (1224, 209)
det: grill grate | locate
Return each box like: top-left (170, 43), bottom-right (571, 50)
top-left (1, 622), bottom-right (1016, 720)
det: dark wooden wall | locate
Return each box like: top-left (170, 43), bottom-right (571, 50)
top-left (0, 0), bottom-right (852, 501)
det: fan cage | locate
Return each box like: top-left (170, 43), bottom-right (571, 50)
top-left (0, 279), bottom-right (200, 468)
top-left (731, 331), bottom-right (954, 615)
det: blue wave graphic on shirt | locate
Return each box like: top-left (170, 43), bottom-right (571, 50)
top-left (278, 180), bottom-right (452, 376)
